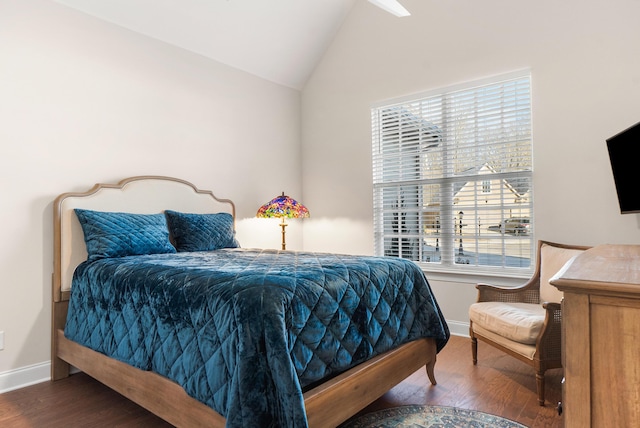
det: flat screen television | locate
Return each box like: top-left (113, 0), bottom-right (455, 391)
top-left (606, 121), bottom-right (640, 214)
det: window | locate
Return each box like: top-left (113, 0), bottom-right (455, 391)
top-left (372, 72), bottom-right (533, 273)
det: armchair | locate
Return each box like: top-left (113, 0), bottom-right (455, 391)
top-left (469, 240), bottom-right (590, 405)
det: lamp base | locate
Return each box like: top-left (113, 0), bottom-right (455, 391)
top-left (280, 218), bottom-right (287, 250)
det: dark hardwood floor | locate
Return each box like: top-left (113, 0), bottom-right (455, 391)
top-left (349, 335), bottom-right (563, 428)
top-left (0, 335), bottom-right (562, 427)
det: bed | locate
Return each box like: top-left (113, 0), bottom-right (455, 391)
top-left (51, 176), bottom-right (450, 428)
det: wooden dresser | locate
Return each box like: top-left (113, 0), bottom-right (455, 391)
top-left (550, 244), bottom-right (640, 428)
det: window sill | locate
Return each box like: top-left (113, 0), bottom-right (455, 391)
top-left (416, 263), bottom-right (532, 286)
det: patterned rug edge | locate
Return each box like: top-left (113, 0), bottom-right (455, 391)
top-left (342, 404), bottom-right (528, 428)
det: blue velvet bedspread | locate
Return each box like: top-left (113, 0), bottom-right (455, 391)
top-left (65, 249), bottom-right (449, 427)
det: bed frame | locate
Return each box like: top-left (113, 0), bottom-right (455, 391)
top-left (51, 175), bottom-right (438, 428)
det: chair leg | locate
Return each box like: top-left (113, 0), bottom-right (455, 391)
top-left (535, 371), bottom-right (545, 406)
top-left (469, 323), bottom-right (478, 365)
top-left (471, 336), bottom-right (478, 365)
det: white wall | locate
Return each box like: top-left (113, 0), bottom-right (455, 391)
top-left (0, 0), bottom-right (301, 389)
top-left (4, 0), bottom-right (640, 392)
top-left (301, 0), bottom-right (640, 332)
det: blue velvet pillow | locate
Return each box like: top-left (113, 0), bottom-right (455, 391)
top-left (75, 209), bottom-right (176, 261)
top-left (165, 210), bottom-right (239, 252)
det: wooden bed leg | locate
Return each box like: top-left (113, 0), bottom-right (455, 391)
top-left (426, 354), bottom-right (437, 385)
top-left (424, 339), bottom-right (438, 386)
top-left (51, 301), bottom-right (71, 381)
top-left (51, 354), bottom-right (71, 381)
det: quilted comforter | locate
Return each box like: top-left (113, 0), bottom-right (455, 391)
top-left (65, 248), bottom-right (449, 427)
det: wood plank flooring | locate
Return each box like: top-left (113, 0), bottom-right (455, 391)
top-left (0, 335), bottom-right (562, 427)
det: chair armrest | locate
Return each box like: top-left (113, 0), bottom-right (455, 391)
top-left (536, 302), bottom-right (562, 361)
top-left (542, 302), bottom-right (561, 311)
top-left (475, 277), bottom-right (540, 304)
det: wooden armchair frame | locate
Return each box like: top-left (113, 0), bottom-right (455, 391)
top-left (470, 240), bottom-right (590, 406)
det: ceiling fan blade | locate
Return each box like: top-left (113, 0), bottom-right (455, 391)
top-left (368, 0), bottom-right (411, 17)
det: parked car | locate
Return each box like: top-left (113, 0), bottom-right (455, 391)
top-left (488, 217), bottom-right (530, 235)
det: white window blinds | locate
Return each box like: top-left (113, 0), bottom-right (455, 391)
top-left (372, 72), bottom-right (533, 273)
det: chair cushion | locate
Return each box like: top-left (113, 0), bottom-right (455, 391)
top-left (469, 302), bottom-right (545, 345)
top-left (539, 244), bottom-right (585, 304)
top-left (471, 324), bottom-right (537, 359)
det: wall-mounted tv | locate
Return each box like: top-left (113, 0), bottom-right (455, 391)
top-left (606, 121), bottom-right (640, 214)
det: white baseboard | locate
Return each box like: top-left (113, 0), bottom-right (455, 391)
top-left (447, 320), bottom-right (470, 338)
top-left (0, 319), bottom-right (470, 394)
top-left (0, 361), bottom-right (50, 394)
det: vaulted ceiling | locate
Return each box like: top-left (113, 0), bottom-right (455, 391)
top-left (54, 0), bottom-right (361, 89)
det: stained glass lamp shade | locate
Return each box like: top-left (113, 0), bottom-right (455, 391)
top-left (256, 192), bottom-right (310, 250)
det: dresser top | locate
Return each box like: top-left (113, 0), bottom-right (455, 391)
top-left (551, 244), bottom-right (640, 295)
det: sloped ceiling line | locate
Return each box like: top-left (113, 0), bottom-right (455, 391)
top-left (54, 0), bottom-right (360, 89)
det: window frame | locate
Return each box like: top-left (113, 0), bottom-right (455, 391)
top-left (371, 71), bottom-right (534, 277)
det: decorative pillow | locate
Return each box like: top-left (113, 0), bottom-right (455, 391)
top-left (75, 209), bottom-right (176, 261)
top-left (165, 210), bottom-right (239, 252)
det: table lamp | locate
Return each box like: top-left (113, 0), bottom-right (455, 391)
top-left (257, 192), bottom-right (309, 250)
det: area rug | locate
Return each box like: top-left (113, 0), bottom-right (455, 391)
top-left (342, 405), bottom-right (527, 428)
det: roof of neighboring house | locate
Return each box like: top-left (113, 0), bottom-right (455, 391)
top-left (455, 163), bottom-right (530, 197)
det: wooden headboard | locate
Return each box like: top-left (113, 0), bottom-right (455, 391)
top-left (52, 176), bottom-right (236, 303)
